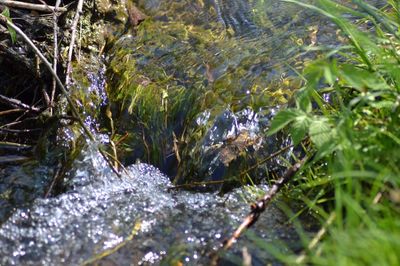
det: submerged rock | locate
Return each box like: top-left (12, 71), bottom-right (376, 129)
top-left (0, 147), bottom-right (301, 265)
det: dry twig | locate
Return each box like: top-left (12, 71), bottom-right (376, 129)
top-left (0, 93), bottom-right (40, 112)
top-left (50, 0), bottom-right (62, 114)
top-left (211, 155), bottom-right (309, 264)
top-left (0, 0), bottom-right (66, 13)
top-left (65, 0), bottom-right (83, 86)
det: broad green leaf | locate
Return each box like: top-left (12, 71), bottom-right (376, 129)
top-left (296, 88), bottom-right (312, 113)
top-left (309, 118), bottom-right (334, 148)
top-left (290, 115), bottom-right (310, 145)
top-left (267, 109), bottom-right (303, 136)
top-left (340, 64), bottom-right (389, 91)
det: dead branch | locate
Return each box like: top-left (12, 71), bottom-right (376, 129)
top-left (0, 141), bottom-right (31, 149)
top-left (0, 93), bottom-right (41, 112)
top-left (0, 127), bottom-right (41, 133)
top-left (0, 109), bottom-right (24, 116)
top-left (51, 0), bottom-right (61, 114)
top-left (211, 155), bottom-right (309, 264)
top-left (0, 0), bottom-right (67, 13)
top-left (226, 156), bottom-right (307, 248)
top-left (168, 180), bottom-right (227, 191)
top-left (239, 143), bottom-right (294, 176)
top-left (65, 0), bottom-right (83, 86)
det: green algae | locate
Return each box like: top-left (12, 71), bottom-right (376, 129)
top-left (104, 8), bottom-right (304, 187)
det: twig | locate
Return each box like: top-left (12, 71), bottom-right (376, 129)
top-left (0, 93), bottom-right (41, 112)
top-left (239, 143), bottom-right (294, 176)
top-left (211, 155), bottom-right (309, 264)
top-left (0, 128), bottom-right (41, 133)
top-left (0, 117), bottom-right (37, 129)
top-left (0, 0), bottom-right (67, 13)
top-left (167, 180), bottom-right (228, 191)
top-left (45, 164), bottom-right (63, 198)
top-left (0, 141), bottom-right (31, 149)
top-left (295, 212), bottom-right (336, 264)
top-left (0, 108), bottom-right (24, 116)
top-left (51, 0), bottom-right (61, 114)
top-left (0, 14), bottom-right (122, 177)
top-left (65, 0), bottom-right (83, 87)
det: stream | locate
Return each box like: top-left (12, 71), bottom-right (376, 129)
top-left (0, 0), bottom-right (381, 265)
top-left (0, 145), bottom-right (302, 265)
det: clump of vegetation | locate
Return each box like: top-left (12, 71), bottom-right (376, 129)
top-left (258, 0), bottom-right (400, 264)
top-left (104, 5), bottom-right (310, 188)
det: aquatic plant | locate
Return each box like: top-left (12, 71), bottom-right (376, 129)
top-left (105, 8), bottom-right (305, 187)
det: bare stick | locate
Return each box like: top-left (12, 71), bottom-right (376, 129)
top-left (0, 128), bottom-right (41, 133)
top-left (239, 143), bottom-right (294, 176)
top-left (45, 164), bottom-right (63, 198)
top-left (0, 109), bottom-right (24, 116)
top-left (65, 0), bottom-right (83, 86)
top-left (0, 93), bottom-right (40, 112)
top-left (51, 0), bottom-right (62, 114)
top-left (0, 141), bottom-right (31, 149)
top-left (0, 14), bottom-right (122, 177)
top-left (0, 0), bottom-right (67, 13)
top-left (225, 156), bottom-right (307, 249)
top-left (211, 156), bottom-right (309, 264)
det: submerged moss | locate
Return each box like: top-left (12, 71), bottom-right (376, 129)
top-left (102, 0), bottom-right (337, 189)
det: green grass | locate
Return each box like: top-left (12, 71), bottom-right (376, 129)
top-left (260, 0), bottom-right (400, 264)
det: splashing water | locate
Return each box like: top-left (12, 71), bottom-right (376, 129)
top-left (0, 146), bottom-right (300, 265)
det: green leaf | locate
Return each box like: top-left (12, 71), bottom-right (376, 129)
top-left (340, 65), bottom-right (389, 91)
top-left (290, 115), bottom-right (310, 145)
top-left (1, 8), bottom-right (16, 44)
top-left (296, 89), bottom-right (312, 113)
top-left (309, 118), bottom-right (334, 148)
top-left (267, 109), bottom-right (303, 136)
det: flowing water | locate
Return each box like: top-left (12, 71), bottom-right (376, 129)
top-left (0, 145), bottom-right (303, 265)
top-left (0, 0), bottom-right (382, 265)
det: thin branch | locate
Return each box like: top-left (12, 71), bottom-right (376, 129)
top-left (45, 163), bottom-right (63, 198)
top-left (0, 0), bottom-right (67, 13)
top-left (0, 108), bottom-right (24, 116)
top-left (168, 180), bottom-right (228, 191)
top-left (51, 0), bottom-right (61, 114)
top-left (239, 143), bottom-right (294, 176)
top-left (0, 117), bottom-right (37, 129)
top-left (65, 0), bottom-right (84, 86)
top-left (211, 155), bottom-right (309, 264)
top-left (0, 128), bottom-right (41, 133)
top-left (0, 141), bottom-right (32, 149)
top-left (0, 93), bottom-right (41, 112)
